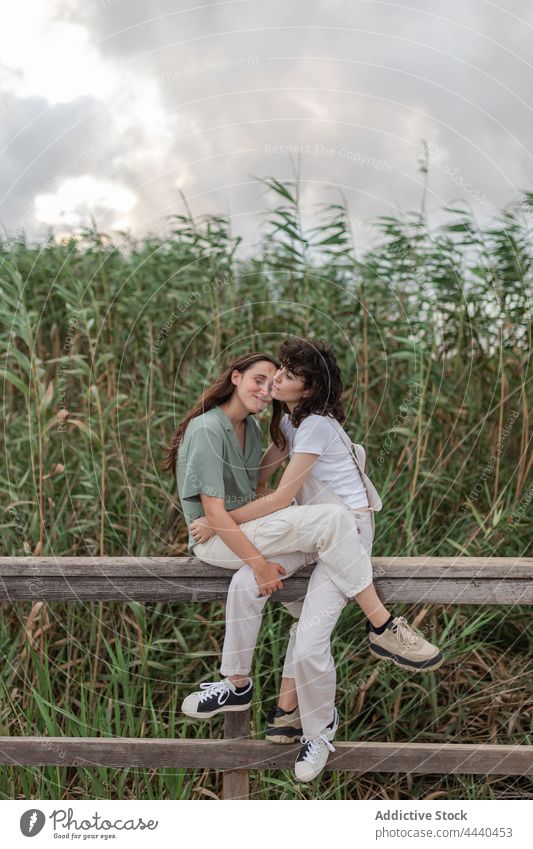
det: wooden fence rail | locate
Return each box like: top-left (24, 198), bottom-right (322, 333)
top-left (1, 556), bottom-right (532, 604)
top-left (0, 556), bottom-right (532, 799)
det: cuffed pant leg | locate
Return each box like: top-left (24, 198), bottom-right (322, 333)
top-left (292, 560), bottom-right (348, 739)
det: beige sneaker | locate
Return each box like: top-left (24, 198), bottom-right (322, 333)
top-left (265, 705), bottom-right (303, 744)
top-left (367, 616), bottom-right (444, 671)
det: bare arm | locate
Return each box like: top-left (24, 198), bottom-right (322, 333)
top-left (234, 452), bottom-right (318, 521)
top-left (198, 493), bottom-right (286, 596)
top-left (196, 452), bottom-right (319, 529)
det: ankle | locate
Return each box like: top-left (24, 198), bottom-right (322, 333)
top-left (368, 609), bottom-right (392, 629)
top-left (278, 700), bottom-right (298, 713)
top-left (367, 613), bottom-right (394, 635)
top-left (228, 675), bottom-right (250, 688)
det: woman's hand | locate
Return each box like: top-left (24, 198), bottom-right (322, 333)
top-left (253, 559), bottom-right (287, 596)
top-left (189, 516), bottom-right (215, 544)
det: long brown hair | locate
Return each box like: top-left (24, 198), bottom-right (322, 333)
top-left (276, 337), bottom-right (345, 437)
top-left (162, 351), bottom-right (285, 478)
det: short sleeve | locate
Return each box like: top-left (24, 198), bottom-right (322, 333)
top-left (178, 426), bottom-right (225, 500)
top-left (292, 416), bottom-right (331, 456)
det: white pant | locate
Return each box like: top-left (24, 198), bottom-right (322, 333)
top-left (193, 502), bottom-right (374, 738)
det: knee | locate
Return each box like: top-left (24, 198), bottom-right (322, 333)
top-left (292, 640), bottom-right (329, 670)
top-left (292, 623), bottom-right (330, 667)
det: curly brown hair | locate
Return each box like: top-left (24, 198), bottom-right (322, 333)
top-left (161, 351), bottom-right (285, 479)
top-left (274, 337), bottom-right (345, 448)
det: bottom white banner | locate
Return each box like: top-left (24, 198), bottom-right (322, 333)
top-left (1, 799), bottom-right (531, 848)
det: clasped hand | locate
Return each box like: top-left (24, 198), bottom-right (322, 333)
top-left (189, 515), bottom-right (215, 544)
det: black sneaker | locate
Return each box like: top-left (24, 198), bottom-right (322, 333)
top-left (181, 678), bottom-right (253, 719)
top-left (265, 705), bottom-right (303, 744)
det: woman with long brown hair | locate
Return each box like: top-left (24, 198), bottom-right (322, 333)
top-left (162, 350), bottom-right (309, 594)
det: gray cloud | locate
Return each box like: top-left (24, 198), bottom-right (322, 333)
top-left (1, 0), bottom-right (532, 247)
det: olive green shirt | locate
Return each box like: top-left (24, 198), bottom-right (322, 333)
top-left (176, 406), bottom-right (263, 550)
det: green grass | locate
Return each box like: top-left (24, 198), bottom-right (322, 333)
top-left (0, 600), bottom-right (530, 799)
top-left (0, 176), bottom-right (531, 799)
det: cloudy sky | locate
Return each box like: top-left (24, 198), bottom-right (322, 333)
top-left (1, 0), bottom-right (532, 250)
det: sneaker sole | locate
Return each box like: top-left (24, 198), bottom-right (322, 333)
top-left (368, 645), bottom-right (444, 671)
top-left (265, 729), bottom-right (303, 744)
top-left (182, 703), bottom-right (252, 719)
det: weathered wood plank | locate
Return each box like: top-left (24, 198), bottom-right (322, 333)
top-left (0, 557), bottom-right (531, 604)
top-left (1, 556), bottom-right (532, 578)
top-left (0, 578), bottom-right (530, 604)
top-left (223, 711), bottom-right (251, 800)
top-left (0, 738), bottom-right (530, 775)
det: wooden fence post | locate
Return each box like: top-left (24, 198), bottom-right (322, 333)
top-left (222, 710), bottom-right (251, 800)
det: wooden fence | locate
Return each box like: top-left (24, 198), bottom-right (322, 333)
top-left (0, 555), bottom-right (532, 799)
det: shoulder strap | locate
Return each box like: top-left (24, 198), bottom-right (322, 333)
top-left (330, 418), bottom-right (364, 475)
top-left (329, 418), bottom-right (382, 511)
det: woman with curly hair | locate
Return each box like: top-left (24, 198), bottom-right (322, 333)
top-left (174, 341), bottom-right (442, 782)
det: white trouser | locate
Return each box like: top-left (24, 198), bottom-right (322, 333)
top-left (280, 510), bottom-right (373, 737)
top-left (193, 502), bottom-right (374, 739)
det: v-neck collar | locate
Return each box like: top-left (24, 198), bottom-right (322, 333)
top-left (214, 405), bottom-right (251, 458)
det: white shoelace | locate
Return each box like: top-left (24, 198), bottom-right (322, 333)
top-left (301, 734), bottom-right (336, 764)
top-left (391, 616), bottom-right (421, 648)
top-left (198, 681), bottom-right (231, 705)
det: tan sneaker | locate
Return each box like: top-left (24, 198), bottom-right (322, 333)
top-left (367, 616), bottom-right (444, 671)
top-left (265, 705), bottom-right (303, 744)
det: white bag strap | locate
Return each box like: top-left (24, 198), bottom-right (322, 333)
top-left (330, 418), bottom-right (383, 511)
top-left (330, 418), bottom-right (364, 474)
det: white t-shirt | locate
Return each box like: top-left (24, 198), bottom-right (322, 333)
top-left (280, 413), bottom-right (369, 509)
